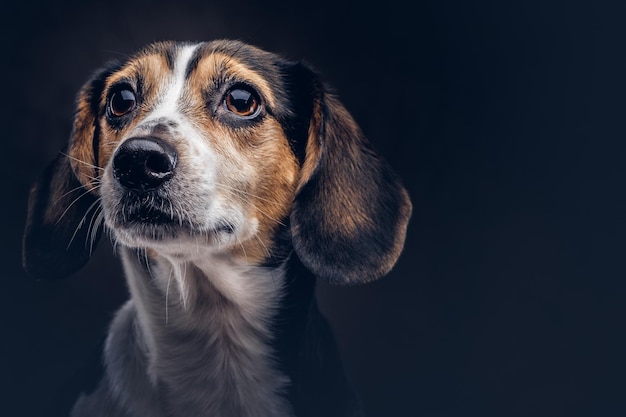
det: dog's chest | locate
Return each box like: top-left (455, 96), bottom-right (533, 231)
top-left (106, 251), bottom-right (294, 417)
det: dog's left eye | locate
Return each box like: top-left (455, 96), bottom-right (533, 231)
top-left (223, 87), bottom-right (260, 118)
top-left (109, 88), bottom-right (137, 117)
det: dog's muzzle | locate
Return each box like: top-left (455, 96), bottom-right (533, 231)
top-left (110, 136), bottom-right (181, 227)
top-left (113, 137), bottom-right (177, 192)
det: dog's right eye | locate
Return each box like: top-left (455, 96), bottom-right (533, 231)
top-left (109, 88), bottom-right (137, 117)
top-left (223, 87), bottom-right (260, 118)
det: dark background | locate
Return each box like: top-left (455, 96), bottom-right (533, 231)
top-left (2, 0), bottom-right (625, 416)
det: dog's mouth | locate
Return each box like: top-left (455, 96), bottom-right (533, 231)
top-left (118, 192), bottom-right (180, 226)
top-left (107, 191), bottom-right (236, 243)
top-left (126, 206), bottom-right (179, 226)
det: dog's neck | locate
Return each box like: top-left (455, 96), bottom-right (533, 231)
top-left (115, 247), bottom-right (298, 417)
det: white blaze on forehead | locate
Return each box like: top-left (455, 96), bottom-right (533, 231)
top-left (137, 43), bottom-right (211, 160)
top-left (145, 43), bottom-right (200, 122)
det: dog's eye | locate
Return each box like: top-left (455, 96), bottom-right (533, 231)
top-left (109, 88), bottom-right (137, 117)
top-left (223, 87), bottom-right (260, 118)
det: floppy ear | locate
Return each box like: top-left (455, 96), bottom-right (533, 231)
top-left (289, 64), bottom-right (412, 285)
top-left (22, 65), bottom-right (116, 279)
top-left (22, 153), bottom-right (102, 279)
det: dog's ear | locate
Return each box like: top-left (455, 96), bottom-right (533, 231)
top-left (22, 65), bottom-right (117, 279)
top-left (22, 152), bottom-right (102, 279)
top-left (288, 63), bottom-right (412, 285)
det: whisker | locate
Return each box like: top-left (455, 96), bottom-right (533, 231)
top-left (254, 208), bottom-right (286, 227)
top-left (54, 182), bottom-right (94, 206)
top-left (61, 152), bottom-right (104, 171)
top-left (165, 267), bottom-right (173, 325)
top-left (89, 210), bottom-right (105, 255)
top-left (109, 230), bottom-right (120, 255)
top-left (253, 234), bottom-right (272, 259)
top-left (214, 182), bottom-right (275, 204)
top-left (66, 196), bottom-right (102, 250)
top-left (180, 262), bottom-right (189, 310)
top-left (168, 200), bottom-right (175, 222)
top-left (238, 238), bottom-right (248, 262)
top-left (86, 203), bottom-right (104, 254)
top-left (85, 174), bottom-right (102, 183)
top-left (101, 140), bottom-right (120, 149)
top-left (55, 184), bottom-right (101, 225)
top-left (214, 183), bottom-right (286, 227)
top-left (143, 249), bottom-right (154, 280)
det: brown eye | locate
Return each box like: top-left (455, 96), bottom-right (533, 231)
top-left (109, 88), bottom-right (137, 117)
top-left (223, 87), bottom-right (260, 117)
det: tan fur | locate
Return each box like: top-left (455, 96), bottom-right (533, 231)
top-left (296, 96), bottom-right (323, 192)
top-left (69, 87), bottom-right (100, 188)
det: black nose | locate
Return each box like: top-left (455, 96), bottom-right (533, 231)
top-left (112, 137), bottom-right (177, 191)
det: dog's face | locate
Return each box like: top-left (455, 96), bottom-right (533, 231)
top-left (73, 42), bottom-right (303, 261)
top-left (24, 40), bottom-right (412, 284)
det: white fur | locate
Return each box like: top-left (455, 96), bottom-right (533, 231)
top-left (72, 248), bottom-right (293, 417)
top-left (143, 44), bottom-right (199, 123)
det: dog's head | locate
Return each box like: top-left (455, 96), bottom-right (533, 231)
top-left (23, 40), bottom-right (412, 285)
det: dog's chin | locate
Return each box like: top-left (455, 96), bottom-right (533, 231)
top-left (106, 209), bottom-right (238, 254)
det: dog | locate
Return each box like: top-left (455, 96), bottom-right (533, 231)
top-left (23, 40), bottom-right (412, 417)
